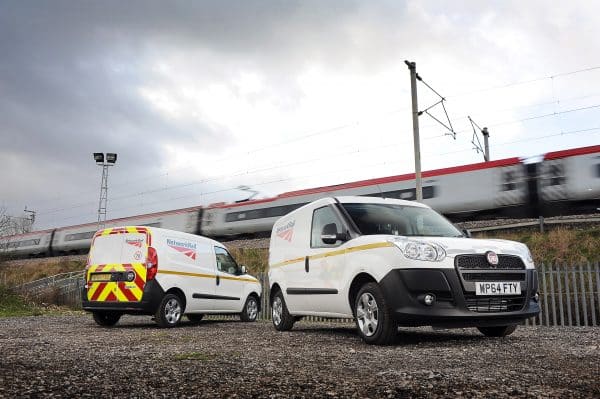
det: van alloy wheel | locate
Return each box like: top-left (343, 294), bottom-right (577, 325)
top-left (354, 283), bottom-right (396, 345)
top-left (272, 296), bottom-right (283, 325)
top-left (356, 292), bottom-right (379, 337)
top-left (241, 296), bottom-right (259, 322)
top-left (165, 298), bottom-right (182, 324)
top-left (155, 293), bottom-right (184, 328)
top-left (247, 298), bottom-right (258, 320)
top-left (271, 291), bottom-right (295, 331)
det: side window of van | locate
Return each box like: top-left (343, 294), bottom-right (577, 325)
top-left (311, 206), bottom-right (343, 248)
top-left (214, 246), bottom-right (240, 275)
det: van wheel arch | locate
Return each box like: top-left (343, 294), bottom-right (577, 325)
top-left (348, 272), bottom-right (377, 313)
top-left (270, 283), bottom-right (282, 305)
top-left (165, 287), bottom-right (187, 313)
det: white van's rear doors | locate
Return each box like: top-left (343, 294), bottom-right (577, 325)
top-left (86, 227), bottom-right (149, 303)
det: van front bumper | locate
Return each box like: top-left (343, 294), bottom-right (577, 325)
top-left (379, 268), bottom-right (540, 328)
top-left (81, 280), bottom-right (165, 315)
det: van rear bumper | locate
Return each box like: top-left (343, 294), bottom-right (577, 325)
top-left (379, 268), bottom-right (540, 328)
top-left (81, 280), bottom-right (165, 315)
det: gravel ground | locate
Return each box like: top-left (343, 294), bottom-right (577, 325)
top-left (0, 315), bottom-right (598, 398)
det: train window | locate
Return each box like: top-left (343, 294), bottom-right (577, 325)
top-left (9, 239), bottom-right (41, 248)
top-left (224, 203), bottom-right (307, 223)
top-left (64, 231), bottom-right (95, 241)
top-left (502, 171), bottom-right (517, 191)
top-left (140, 222), bottom-right (161, 227)
top-left (596, 162), bottom-right (600, 178)
top-left (548, 164), bottom-right (565, 186)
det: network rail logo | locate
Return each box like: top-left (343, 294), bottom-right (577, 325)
top-left (126, 238), bottom-right (144, 247)
top-left (276, 220), bottom-right (295, 242)
top-left (167, 238), bottom-right (197, 260)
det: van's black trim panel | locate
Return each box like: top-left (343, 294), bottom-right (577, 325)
top-left (193, 293), bottom-right (240, 301)
top-left (81, 279), bottom-right (165, 315)
top-left (287, 288), bottom-right (338, 295)
top-left (379, 268), bottom-right (540, 327)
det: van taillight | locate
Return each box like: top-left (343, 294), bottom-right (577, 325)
top-left (146, 246), bottom-right (158, 281)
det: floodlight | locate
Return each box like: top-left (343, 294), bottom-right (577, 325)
top-left (106, 153), bottom-right (118, 164)
top-left (93, 153), bottom-right (104, 163)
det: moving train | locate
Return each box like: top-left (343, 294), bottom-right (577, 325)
top-left (1, 144), bottom-right (599, 258)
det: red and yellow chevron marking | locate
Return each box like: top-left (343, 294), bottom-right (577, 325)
top-left (93, 226), bottom-right (152, 245)
top-left (86, 262), bottom-right (147, 302)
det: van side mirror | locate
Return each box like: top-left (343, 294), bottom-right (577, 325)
top-left (240, 265), bottom-right (247, 275)
top-left (462, 229), bottom-right (472, 238)
top-left (321, 223), bottom-right (348, 245)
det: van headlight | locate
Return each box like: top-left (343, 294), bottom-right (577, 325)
top-left (388, 238), bottom-right (446, 262)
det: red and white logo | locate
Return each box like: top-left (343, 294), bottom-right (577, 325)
top-left (126, 238), bottom-right (144, 247)
top-left (276, 220), bottom-right (295, 242)
top-left (486, 251), bottom-right (499, 266)
top-left (167, 238), bottom-right (197, 260)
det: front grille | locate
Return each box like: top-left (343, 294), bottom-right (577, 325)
top-left (464, 294), bottom-right (526, 313)
top-left (461, 272), bottom-right (526, 281)
top-left (455, 254), bottom-right (525, 270)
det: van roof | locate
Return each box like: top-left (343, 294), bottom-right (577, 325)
top-left (97, 226), bottom-right (226, 248)
top-left (336, 196), bottom-right (430, 208)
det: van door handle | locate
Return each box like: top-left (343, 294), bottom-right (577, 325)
top-left (216, 275), bottom-right (220, 286)
top-left (305, 256), bottom-right (309, 273)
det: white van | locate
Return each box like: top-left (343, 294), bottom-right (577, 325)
top-left (268, 196), bottom-right (540, 345)
top-left (82, 226), bottom-right (261, 327)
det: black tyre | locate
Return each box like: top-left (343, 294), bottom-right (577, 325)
top-left (271, 290), bottom-right (295, 331)
top-left (92, 311), bottom-right (121, 327)
top-left (155, 293), bottom-right (184, 328)
top-left (354, 282), bottom-right (397, 345)
top-left (240, 295), bottom-right (259, 322)
top-left (477, 325), bottom-right (517, 337)
top-left (187, 314), bottom-right (204, 324)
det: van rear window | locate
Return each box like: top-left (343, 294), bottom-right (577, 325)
top-left (89, 233), bottom-right (147, 264)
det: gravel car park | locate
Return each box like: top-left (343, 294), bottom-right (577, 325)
top-left (0, 315), bottom-right (598, 398)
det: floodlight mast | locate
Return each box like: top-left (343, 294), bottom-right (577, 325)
top-left (93, 152), bottom-right (117, 230)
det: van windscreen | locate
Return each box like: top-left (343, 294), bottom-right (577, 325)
top-left (341, 203), bottom-right (463, 237)
top-left (89, 233), bottom-right (147, 264)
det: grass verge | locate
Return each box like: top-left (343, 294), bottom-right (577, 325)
top-left (0, 285), bottom-right (43, 317)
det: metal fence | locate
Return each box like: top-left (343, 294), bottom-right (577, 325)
top-left (11, 263), bottom-right (600, 327)
top-left (526, 262), bottom-right (600, 327)
top-left (14, 271), bottom-right (85, 308)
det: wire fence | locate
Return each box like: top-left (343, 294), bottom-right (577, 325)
top-left (11, 263), bottom-right (600, 327)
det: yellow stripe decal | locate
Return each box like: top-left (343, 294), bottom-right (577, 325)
top-left (220, 275), bottom-right (259, 283)
top-left (158, 270), bottom-right (214, 279)
top-left (158, 269), bottom-right (257, 282)
top-left (270, 242), bottom-right (395, 268)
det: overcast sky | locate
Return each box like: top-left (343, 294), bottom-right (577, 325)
top-left (1, 0), bottom-right (599, 230)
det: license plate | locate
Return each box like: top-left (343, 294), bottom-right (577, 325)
top-left (475, 282), bottom-right (521, 296)
top-left (90, 273), bottom-right (112, 282)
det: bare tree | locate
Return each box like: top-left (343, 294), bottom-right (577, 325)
top-left (0, 206), bottom-right (33, 237)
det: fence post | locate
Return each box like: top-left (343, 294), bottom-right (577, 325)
top-left (541, 263), bottom-right (549, 326)
top-left (549, 264), bottom-right (557, 326)
top-left (580, 264), bottom-right (588, 327)
top-left (587, 262), bottom-right (596, 326)
top-left (565, 266), bottom-right (572, 327)
top-left (596, 263), bottom-right (600, 327)
top-left (573, 267), bottom-right (580, 326)
top-left (556, 264), bottom-right (564, 326)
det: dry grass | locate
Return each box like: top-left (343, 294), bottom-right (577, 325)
top-left (229, 247), bottom-right (269, 274)
top-left (475, 227), bottom-right (600, 265)
top-left (0, 257), bottom-right (86, 287)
